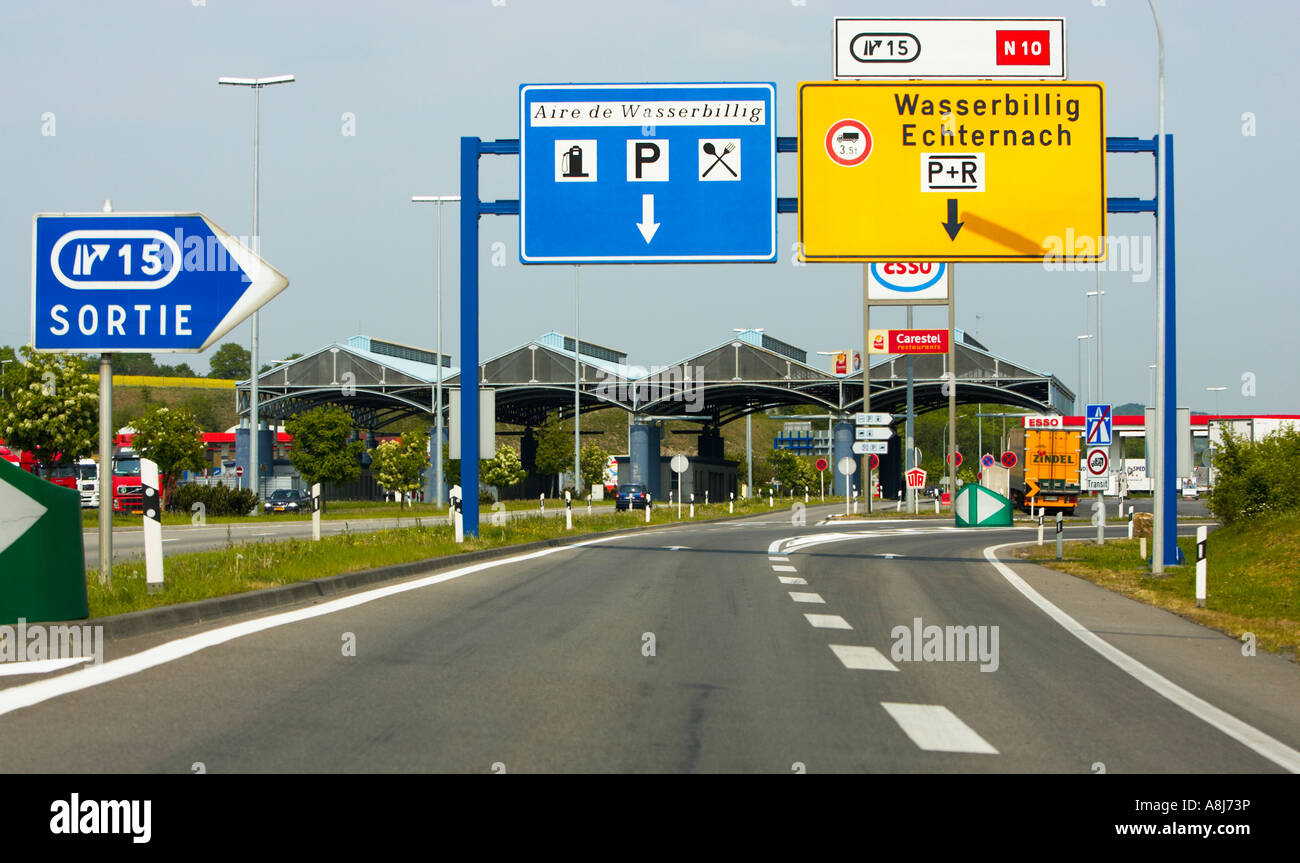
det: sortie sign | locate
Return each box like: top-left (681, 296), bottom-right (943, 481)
top-left (867, 328), bottom-right (950, 354)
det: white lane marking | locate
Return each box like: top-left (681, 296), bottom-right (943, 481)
top-left (0, 534), bottom-right (629, 719)
top-left (985, 541), bottom-right (1300, 773)
top-left (881, 702), bottom-right (998, 754)
top-left (804, 614), bottom-right (852, 630)
top-left (771, 564), bottom-right (798, 572)
top-left (829, 645), bottom-right (899, 671)
top-left (777, 576), bottom-right (807, 585)
top-left (788, 592), bottom-right (825, 604)
top-left (161, 539), bottom-right (180, 543)
top-left (767, 538), bottom-right (789, 555)
top-left (768, 556), bottom-right (790, 562)
top-left (0, 657), bottom-right (94, 677)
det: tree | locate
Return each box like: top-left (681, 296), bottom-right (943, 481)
top-left (482, 445), bottom-right (527, 492)
top-left (0, 347), bottom-right (98, 467)
top-left (579, 443), bottom-right (609, 491)
top-left (208, 342), bottom-right (251, 379)
top-left (130, 406), bottom-right (206, 505)
top-left (284, 406), bottom-right (363, 490)
top-left (533, 414), bottom-right (573, 495)
top-left (769, 449), bottom-right (814, 495)
top-left (370, 431), bottom-right (429, 508)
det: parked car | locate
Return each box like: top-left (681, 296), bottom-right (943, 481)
top-left (615, 483), bottom-right (651, 511)
top-left (263, 488), bottom-right (310, 514)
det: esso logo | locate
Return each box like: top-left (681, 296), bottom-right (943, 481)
top-left (1023, 416), bottom-right (1063, 428)
top-left (868, 261), bottom-right (946, 292)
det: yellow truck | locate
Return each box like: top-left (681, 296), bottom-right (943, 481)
top-left (1008, 427), bottom-right (1081, 515)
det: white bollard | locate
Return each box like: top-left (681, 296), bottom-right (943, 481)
top-left (690, 493), bottom-right (695, 519)
top-left (454, 500), bottom-right (464, 543)
top-left (540, 493), bottom-right (545, 512)
top-left (141, 457), bottom-right (164, 594)
top-left (934, 499), bottom-right (939, 515)
top-left (804, 487), bottom-right (808, 504)
top-left (587, 493), bottom-right (592, 516)
top-left (768, 490), bottom-right (773, 508)
top-left (730, 492), bottom-right (734, 514)
top-left (1195, 525), bottom-right (1208, 608)
top-left (1037, 514), bottom-right (1044, 546)
top-left (645, 500), bottom-right (651, 523)
top-left (1126, 505), bottom-right (1134, 539)
top-left (705, 490), bottom-right (710, 505)
top-left (896, 492), bottom-right (902, 512)
top-left (565, 490), bottom-right (572, 531)
top-left (311, 482), bottom-right (322, 542)
top-left (1139, 536), bottom-right (1147, 560)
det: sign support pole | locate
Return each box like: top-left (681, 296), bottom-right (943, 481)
top-left (460, 136), bottom-right (481, 537)
top-left (947, 265), bottom-right (958, 511)
top-left (861, 267), bottom-right (871, 514)
top-left (97, 352), bottom-right (113, 585)
top-left (905, 304), bottom-right (916, 514)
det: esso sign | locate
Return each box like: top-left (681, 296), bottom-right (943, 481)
top-left (1022, 415), bottom-right (1065, 429)
top-left (865, 261), bottom-right (948, 302)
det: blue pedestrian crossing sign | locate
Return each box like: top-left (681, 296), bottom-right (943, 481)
top-left (1085, 403), bottom-right (1113, 447)
top-left (32, 212), bottom-right (288, 353)
top-left (519, 83), bottom-right (777, 263)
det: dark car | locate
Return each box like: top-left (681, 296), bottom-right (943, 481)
top-left (615, 483), bottom-right (650, 511)
top-left (264, 488), bottom-right (310, 514)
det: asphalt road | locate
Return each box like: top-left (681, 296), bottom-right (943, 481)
top-left (5, 506), bottom-right (1295, 772)
top-left (82, 504), bottom-right (619, 562)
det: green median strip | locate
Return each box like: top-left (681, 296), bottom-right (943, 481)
top-left (1015, 510), bottom-right (1300, 659)
top-left (85, 498), bottom-right (784, 618)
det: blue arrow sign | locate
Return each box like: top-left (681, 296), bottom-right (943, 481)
top-left (31, 213), bottom-right (288, 353)
top-left (519, 83), bottom-right (776, 263)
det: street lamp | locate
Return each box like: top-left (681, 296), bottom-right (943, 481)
top-left (733, 328), bottom-right (764, 497)
top-left (219, 73), bottom-right (295, 507)
top-left (1076, 334), bottom-right (1093, 411)
top-left (411, 194), bottom-right (460, 507)
top-left (1206, 386), bottom-right (1226, 418)
top-left (1087, 289), bottom-right (1105, 404)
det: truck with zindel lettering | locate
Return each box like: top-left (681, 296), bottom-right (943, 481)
top-left (1008, 424), bottom-right (1081, 515)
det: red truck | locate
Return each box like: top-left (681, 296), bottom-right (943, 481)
top-left (111, 447), bottom-right (145, 514)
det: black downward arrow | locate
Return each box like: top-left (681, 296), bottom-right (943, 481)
top-left (942, 198), bottom-right (964, 240)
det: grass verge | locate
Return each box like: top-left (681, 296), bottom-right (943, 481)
top-left (84, 497), bottom-right (782, 618)
top-left (1014, 510), bottom-right (1300, 659)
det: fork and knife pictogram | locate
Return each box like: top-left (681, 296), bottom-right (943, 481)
top-left (701, 141), bottom-right (737, 177)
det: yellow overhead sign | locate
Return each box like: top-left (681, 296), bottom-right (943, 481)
top-left (798, 81), bottom-right (1106, 263)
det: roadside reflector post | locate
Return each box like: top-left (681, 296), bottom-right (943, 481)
top-left (897, 491), bottom-right (902, 512)
top-left (1127, 505), bottom-right (1134, 540)
top-left (1037, 513), bottom-right (1045, 547)
top-left (311, 482), bottom-right (321, 541)
top-left (804, 487), bottom-right (808, 504)
top-left (1095, 495), bottom-right (1106, 546)
top-left (1140, 536), bottom-right (1147, 560)
top-left (453, 493), bottom-right (464, 543)
top-left (539, 493), bottom-right (544, 512)
top-left (705, 490), bottom-right (709, 506)
top-left (587, 492), bottom-right (591, 516)
top-left (730, 491), bottom-right (735, 514)
top-left (141, 457), bottom-right (164, 594)
top-left (1055, 512), bottom-right (1064, 561)
top-left (565, 490), bottom-right (572, 531)
top-left (645, 499), bottom-right (651, 523)
top-left (690, 492), bottom-right (695, 519)
top-left (769, 489), bottom-right (773, 508)
top-left (1195, 525), bottom-right (1208, 608)
top-left (934, 498), bottom-right (939, 515)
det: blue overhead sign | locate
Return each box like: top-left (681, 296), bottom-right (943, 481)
top-left (519, 83), bottom-right (777, 263)
top-left (31, 212), bottom-right (288, 353)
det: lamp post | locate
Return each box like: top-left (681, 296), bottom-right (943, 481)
top-left (1149, 0), bottom-right (1171, 574)
top-left (733, 328), bottom-right (763, 497)
top-left (1076, 334), bottom-right (1093, 411)
top-left (1148, 363), bottom-right (1158, 408)
top-left (1206, 386), bottom-right (1227, 488)
top-left (1206, 386), bottom-right (1226, 418)
top-left (411, 194), bottom-right (460, 507)
top-left (573, 266), bottom-right (581, 496)
top-left (219, 73), bottom-right (294, 511)
top-left (1087, 289), bottom-right (1105, 404)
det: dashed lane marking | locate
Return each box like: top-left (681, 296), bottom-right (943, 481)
top-left (776, 576), bottom-right (807, 585)
top-left (804, 614), bottom-right (852, 630)
top-left (881, 702), bottom-right (998, 754)
top-left (788, 592), bottom-right (825, 604)
top-left (772, 564), bottom-right (798, 572)
top-left (829, 645), bottom-right (899, 671)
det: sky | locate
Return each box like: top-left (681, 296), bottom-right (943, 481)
top-left (2, 0), bottom-right (1297, 415)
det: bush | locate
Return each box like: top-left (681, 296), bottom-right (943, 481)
top-left (168, 483), bottom-right (260, 517)
top-left (1207, 426), bottom-right (1300, 525)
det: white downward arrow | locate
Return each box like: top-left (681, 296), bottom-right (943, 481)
top-left (636, 194), bottom-right (660, 243)
top-left (0, 478), bottom-right (47, 557)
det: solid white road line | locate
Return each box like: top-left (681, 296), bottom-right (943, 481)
top-left (788, 592), bottom-right (825, 604)
top-left (0, 657), bottom-right (94, 677)
top-left (772, 564), bottom-right (798, 572)
top-left (0, 534), bottom-right (630, 719)
top-left (776, 576), bottom-right (807, 585)
top-left (768, 556), bottom-right (790, 562)
top-left (829, 645), bottom-right (898, 671)
top-left (881, 702), bottom-right (998, 754)
top-left (985, 541), bottom-right (1300, 773)
top-left (804, 614), bottom-right (852, 630)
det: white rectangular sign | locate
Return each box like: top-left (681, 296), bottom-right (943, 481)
top-left (865, 262), bottom-right (948, 305)
top-left (855, 426), bottom-right (893, 441)
top-left (854, 412), bottom-right (893, 426)
top-left (852, 441), bottom-right (888, 455)
top-left (1083, 475), bottom-right (1110, 492)
top-left (1022, 414), bottom-right (1066, 429)
top-left (834, 17), bottom-right (1067, 80)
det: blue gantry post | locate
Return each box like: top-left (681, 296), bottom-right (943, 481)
top-left (460, 136), bottom-right (481, 536)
